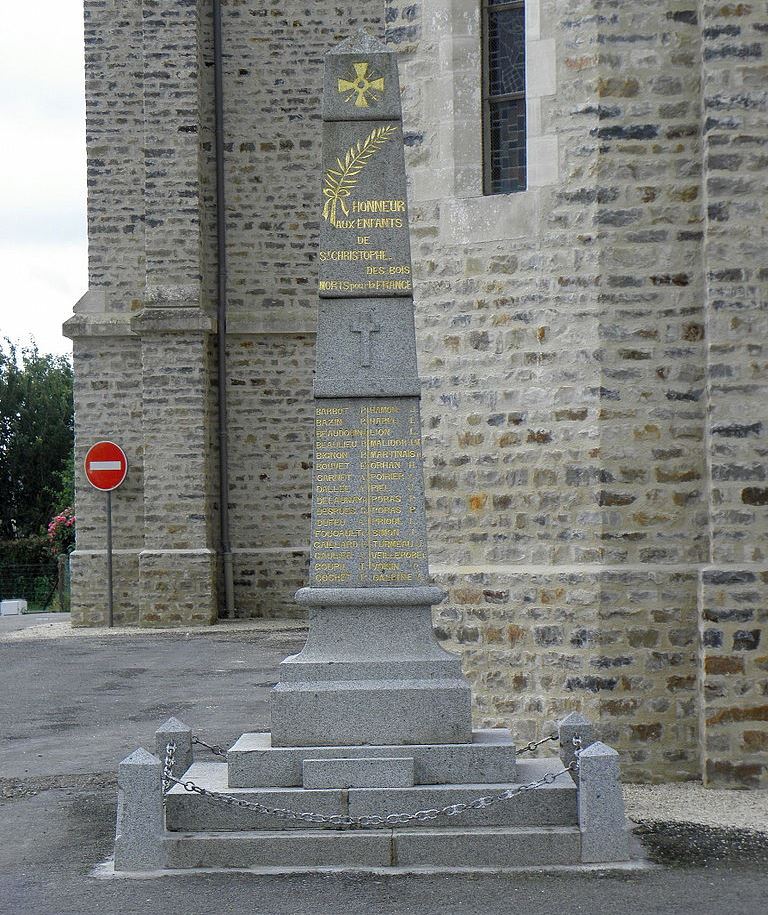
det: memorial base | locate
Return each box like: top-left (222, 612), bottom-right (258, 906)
top-left (158, 754), bottom-right (630, 872)
top-left (111, 714), bottom-right (637, 874)
top-left (270, 586), bottom-right (473, 747)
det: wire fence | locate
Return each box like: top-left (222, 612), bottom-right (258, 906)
top-left (0, 556), bottom-right (70, 612)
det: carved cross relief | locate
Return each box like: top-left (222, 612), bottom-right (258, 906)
top-left (349, 310), bottom-right (381, 367)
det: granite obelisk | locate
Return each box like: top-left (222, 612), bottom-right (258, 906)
top-left (271, 32), bottom-right (472, 747)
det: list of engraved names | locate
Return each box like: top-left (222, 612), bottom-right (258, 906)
top-left (310, 398), bottom-right (429, 587)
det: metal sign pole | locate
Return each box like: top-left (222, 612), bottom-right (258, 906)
top-left (85, 441), bottom-right (127, 628)
top-left (106, 490), bottom-right (114, 628)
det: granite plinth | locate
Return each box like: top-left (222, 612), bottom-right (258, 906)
top-left (577, 741), bottom-right (630, 863)
top-left (393, 826), bottom-right (582, 869)
top-left (114, 748), bottom-right (164, 872)
top-left (314, 299), bottom-right (419, 397)
top-left (165, 829), bottom-right (393, 869)
top-left (302, 756), bottom-right (414, 789)
top-left (271, 587), bottom-right (472, 747)
top-left (228, 729), bottom-right (517, 788)
top-left (271, 678), bottom-right (472, 748)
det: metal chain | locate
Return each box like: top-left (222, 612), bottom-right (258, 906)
top-left (159, 731), bottom-right (584, 827)
top-left (516, 733), bottom-right (558, 755)
top-left (162, 740), bottom-right (176, 794)
top-left (162, 759), bottom-right (578, 829)
top-left (192, 735), bottom-right (228, 758)
top-left (192, 732), bottom-right (561, 762)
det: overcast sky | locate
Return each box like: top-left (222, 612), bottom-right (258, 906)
top-left (1, 1), bottom-right (86, 356)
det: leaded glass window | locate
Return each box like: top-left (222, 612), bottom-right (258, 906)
top-left (482, 0), bottom-right (527, 194)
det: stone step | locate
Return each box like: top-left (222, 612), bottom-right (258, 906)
top-left (228, 728), bottom-right (517, 787)
top-left (163, 825), bottom-right (582, 870)
top-left (165, 758), bottom-right (576, 832)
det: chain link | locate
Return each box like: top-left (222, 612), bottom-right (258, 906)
top-left (516, 733), bottom-right (558, 755)
top-left (162, 740), bottom-right (176, 794)
top-left (192, 735), bottom-right (228, 758)
top-left (159, 730), bottom-right (584, 827)
top-left (161, 756), bottom-right (578, 828)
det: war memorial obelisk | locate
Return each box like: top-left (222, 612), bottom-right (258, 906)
top-left (269, 31), bottom-right (474, 748)
top-left (113, 34), bottom-right (631, 874)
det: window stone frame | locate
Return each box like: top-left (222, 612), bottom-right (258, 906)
top-left (405, 0), bottom-right (558, 244)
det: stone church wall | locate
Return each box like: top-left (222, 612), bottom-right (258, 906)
top-left (67, 0), bottom-right (767, 786)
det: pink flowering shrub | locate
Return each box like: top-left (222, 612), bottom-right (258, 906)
top-left (47, 507), bottom-right (75, 555)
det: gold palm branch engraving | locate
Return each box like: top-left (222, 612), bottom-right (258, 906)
top-left (322, 124), bottom-right (397, 227)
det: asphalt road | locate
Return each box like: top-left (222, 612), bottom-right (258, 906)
top-left (1, 618), bottom-right (767, 915)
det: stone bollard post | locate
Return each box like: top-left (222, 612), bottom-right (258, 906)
top-left (577, 741), bottom-right (630, 863)
top-left (114, 748), bottom-right (165, 871)
top-left (558, 711), bottom-right (595, 774)
top-left (155, 716), bottom-right (194, 781)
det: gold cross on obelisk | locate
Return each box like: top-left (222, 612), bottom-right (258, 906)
top-left (338, 61), bottom-right (385, 108)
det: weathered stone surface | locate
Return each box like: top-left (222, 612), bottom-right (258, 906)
top-left (318, 34), bottom-right (412, 298)
top-left (272, 586), bottom-right (471, 747)
top-left (163, 825), bottom-right (585, 871)
top-left (302, 756), bottom-right (414, 789)
top-left (347, 765), bottom-right (577, 829)
top-left (271, 675), bottom-right (471, 748)
top-left (318, 118), bottom-right (413, 298)
top-left (114, 748), bottom-right (164, 872)
top-left (577, 741), bottom-right (630, 864)
top-left (228, 729), bottom-right (517, 788)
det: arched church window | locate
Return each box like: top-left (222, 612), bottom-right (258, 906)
top-left (482, 0), bottom-right (527, 194)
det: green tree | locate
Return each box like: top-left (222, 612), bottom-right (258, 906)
top-left (0, 340), bottom-right (74, 538)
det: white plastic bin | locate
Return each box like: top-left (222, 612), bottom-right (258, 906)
top-left (0, 599), bottom-right (27, 616)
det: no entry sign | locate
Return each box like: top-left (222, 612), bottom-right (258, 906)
top-left (84, 441), bottom-right (128, 491)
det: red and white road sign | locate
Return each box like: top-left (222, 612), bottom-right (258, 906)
top-left (84, 441), bottom-right (128, 491)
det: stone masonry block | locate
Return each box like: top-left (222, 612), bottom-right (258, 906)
top-left (302, 756), bottom-right (415, 789)
top-left (577, 741), bottom-right (630, 864)
top-left (114, 748), bottom-right (165, 872)
top-left (228, 729), bottom-right (516, 788)
top-left (155, 717), bottom-right (194, 782)
top-left (559, 712), bottom-right (595, 774)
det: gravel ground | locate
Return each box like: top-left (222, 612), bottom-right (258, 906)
top-left (623, 782), bottom-right (768, 834)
